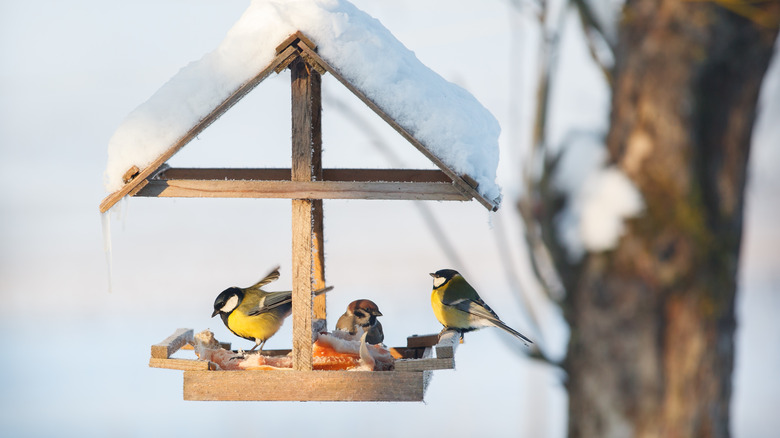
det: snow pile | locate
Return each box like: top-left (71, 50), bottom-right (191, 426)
top-left (104, 0), bottom-right (501, 203)
top-left (554, 139), bottom-right (643, 261)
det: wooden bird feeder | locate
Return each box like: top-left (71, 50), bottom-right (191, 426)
top-left (102, 31), bottom-right (497, 401)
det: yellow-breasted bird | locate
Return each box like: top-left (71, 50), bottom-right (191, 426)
top-left (335, 299), bottom-right (384, 344)
top-left (430, 269), bottom-right (532, 346)
top-left (211, 266), bottom-right (333, 352)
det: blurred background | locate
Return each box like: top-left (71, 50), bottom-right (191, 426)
top-left (0, 1), bottom-right (777, 437)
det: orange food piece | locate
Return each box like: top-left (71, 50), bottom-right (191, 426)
top-left (311, 340), bottom-right (360, 370)
top-left (194, 330), bottom-right (394, 371)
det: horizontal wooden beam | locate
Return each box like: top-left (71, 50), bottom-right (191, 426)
top-left (133, 179), bottom-right (470, 201)
top-left (406, 333), bottom-right (442, 349)
top-left (183, 370), bottom-right (425, 401)
top-left (394, 356), bottom-right (454, 372)
top-left (98, 45), bottom-right (299, 213)
top-left (149, 357), bottom-right (217, 371)
top-left (155, 168), bottom-right (452, 183)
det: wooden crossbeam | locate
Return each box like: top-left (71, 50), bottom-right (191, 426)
top-left (153, 167), bottom-right (452, 183)
top-left (133, 168), bottom-right (468, 200)
top-left (133, 179), bottom-right (469, 201)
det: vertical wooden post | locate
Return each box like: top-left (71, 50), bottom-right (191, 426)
top-left (309, 61), bottom-right (327, 322)
top-left (290, 57), bottom-right (324, 371)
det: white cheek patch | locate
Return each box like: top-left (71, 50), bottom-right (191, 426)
top-left (221, 295), bottom-right (240, 313)
top-left (432, 277), bottom-right (447, 288)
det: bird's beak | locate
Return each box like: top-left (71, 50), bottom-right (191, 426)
top-left (429, 273), bottom-right (435, 277)
top-left (374, 310), bottom-right (383, 317)
top-left (211, 309), bottom-right (219, 318)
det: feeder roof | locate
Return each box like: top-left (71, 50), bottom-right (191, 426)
top-left (102, 0), bottom-right (502, 210)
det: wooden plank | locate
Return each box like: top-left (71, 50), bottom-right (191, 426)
top-left (394, 357), bottom-right (454, 372)
top-left (389, 347), bottom-right (424, 360)
top-left (133, 179), bottom-right (469, 201)
top-left (275, 30), bottom-right (317, 54)
top-left (406, 333), bottom-right (442, 349)
top-left (122, 165), bottom-right (140, 184)
top-left (151, 328), bottom-right (193, 359)
top-left (295, 43), bottom-right (499, 212)
top-left (183, 370), bottom-right (424, 401)
top-left (312, 197), bottom-right (327, 322)
top-left (435, 330), bottom-right (461, 359)
top-left (274, 52), bottom-right (299, 74)
top-left (420, 345), bottom-right (434, 395)
top-left (308, 59), bottom-right (327, 322)
top-left (154, 168), bottom-right (451, 183)
top-left (292, 198), bottom-right (313, 372)
top-left (291, 57), bottom-right (316, 372)
top-left (149, 357), bottom-right (216, 371)
top-left (98, 45), bottom-right (299, 213)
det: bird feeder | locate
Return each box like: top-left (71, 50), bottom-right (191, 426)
top-left (101, 31), bottom-right (498, 401)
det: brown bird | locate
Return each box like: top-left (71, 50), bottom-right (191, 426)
top-left (335, 299), bottom-right (384, 344)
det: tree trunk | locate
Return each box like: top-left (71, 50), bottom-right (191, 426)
top-left (563, 2), bottom-right (778, 437)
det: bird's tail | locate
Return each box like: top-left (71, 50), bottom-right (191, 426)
top-left (492, 320), bottom-right (533, 346)
top-left (466, 302), bottom-right (533, 346)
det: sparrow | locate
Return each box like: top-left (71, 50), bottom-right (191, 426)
top-left (335, 299), bottom-right (384, 344)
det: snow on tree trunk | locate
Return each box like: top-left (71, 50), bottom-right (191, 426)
top-left (560, 3), bottom-right (779, 437)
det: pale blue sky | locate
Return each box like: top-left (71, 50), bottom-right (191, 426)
top-left (1, 1), bottom-right (777, 437)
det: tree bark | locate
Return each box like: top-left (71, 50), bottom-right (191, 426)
top-left (562, 2), bottom-right (779, 437)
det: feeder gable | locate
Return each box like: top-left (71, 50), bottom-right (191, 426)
top-left (101, 23), bottom-right (501, 212)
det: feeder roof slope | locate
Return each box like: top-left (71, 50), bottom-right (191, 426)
top-left (104, 0), bottom-right (502, 204)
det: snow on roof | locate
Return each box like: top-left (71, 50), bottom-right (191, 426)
top-left (103, 0), bottom-right (502, 203)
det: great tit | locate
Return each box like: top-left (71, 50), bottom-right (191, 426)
top-left (430, 269), bottom-right (532, 346)
top-left (212, 266), bottom-right (333, 352)
top-left (335, 299), bottom-right (384, 344)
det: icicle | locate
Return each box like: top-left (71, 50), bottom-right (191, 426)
top-left (101, 210), bottom-right (113, 293)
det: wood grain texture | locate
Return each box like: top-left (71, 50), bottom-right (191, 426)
top-left (394, 357), bottom-right (454, 372)
top-left (154, 168), bottom-right (453, 183)
top-left (149, 358), bottom-right (216, 371)
top-left (406, 333), bottom-right (441, 348)
top-left (434, 330), bottom-right (460, 359)
top-left (183, 370), bottom-right (425, 401)
top-left (150, 328), bottom-right (193, 359)
top-left (291, 199), bottom-right (313, 371)
top-left (290, 57), bottom-right (318, 371)
top-left (133, 179), bottom-right (468, 200)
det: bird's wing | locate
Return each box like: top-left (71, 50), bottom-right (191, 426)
top-left (448, 298), bottom-right (499, 321)
top-left (335, 313), bottom-right (356, 333)
top-left (247, 266), bottom-right (281, 290)
top-left (247, 290), bottom-right (291, 316)
top-left (247, 285), bottom-right (332, 316)
top-left (450, 299), bottom-right (533, 345)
